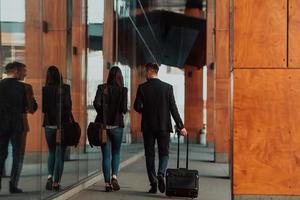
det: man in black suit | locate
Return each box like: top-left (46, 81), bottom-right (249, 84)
top-left (0, 62), bottom-right (28, 193)
top-left (134, 63), bottom-right (187, 194)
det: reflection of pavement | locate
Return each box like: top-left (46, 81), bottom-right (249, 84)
top-left (0, 143), bottom-right (144, 199)
top-left (69, 145), bottom-right (231, 200)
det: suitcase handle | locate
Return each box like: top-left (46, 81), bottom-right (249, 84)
top-left (175, 126), bottom-right (189, 169)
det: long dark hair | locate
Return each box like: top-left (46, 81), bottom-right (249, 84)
top-left (45, 65), bottom-right (63, 86)
top-left (107, 66), bottom-right (124, 87)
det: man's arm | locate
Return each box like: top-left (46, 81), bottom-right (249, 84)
top-left (25, 84), bottom-right (38, 114)
top-left (22, 84), bottom-right (28, 114)
top-left (134, 85), bottom-right (143, 113)
top-left (169, 85), bottom-right (187, 136)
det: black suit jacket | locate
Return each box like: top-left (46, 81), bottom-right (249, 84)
top-left (94, 84), bottom-right (128, 127)
top-left (134, 78), bottom-right (184, 133)
top-left (42, 84), bottom-right (72, 127)
top-left (0, 78), bottom-right (27, 133)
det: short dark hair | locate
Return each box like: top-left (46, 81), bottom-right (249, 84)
top-left (5, 61), bottom-right (26, 72)
top-left (145, 63), bottom-right (159, 73)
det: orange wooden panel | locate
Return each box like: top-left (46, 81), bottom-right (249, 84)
top-left (215, 79), bottom-right (230, 153)
top-left (43, 31), bottom-right (67, 77)
top-left (233, 69), bottom-right (300, 195)
top-left (234, 0), bottom-right (287, 68)
top-left (216, 31), bottom-right (230, 78)
top-left (43, 0), bottom-right (67, 30)
top-left (216, 0), bottom-right (229, 29)
top-left (286, 73), bottom-right (300, 193)
top-left (206, 0), bottom-right (215, 140)
top-left (185, 65), bottom-right (203, 142)
top-left (289, 0), bottom-right (300, 68)
top-left (206, 68), bottom-right (215, 140)
top-left (71, 0), bottom-right (87, 146)
top-left (72, 0), bottom-right (82, 27)
top-left (103, 0), bottom-right (114, 64)
top-left (130, 67), bottom-right (145, 142)
top-left (25, 0), bottom-right (44, 79)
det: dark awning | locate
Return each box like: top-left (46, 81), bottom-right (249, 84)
top-left (118, 10), bottom-right (206, 68)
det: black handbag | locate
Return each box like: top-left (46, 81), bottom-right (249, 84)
top-left (61, 113), bottom-right (81, 147)
top-left (165, 126), bottom-right (199, 198)
top-left (87, 122), bottom-right (107, 147)
top-left (87, 85), bottom-right (108, 147)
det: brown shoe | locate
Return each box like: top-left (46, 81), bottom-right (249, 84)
top-left (111, 178), bottom-right (120, 191)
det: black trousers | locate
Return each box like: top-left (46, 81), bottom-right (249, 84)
top-left (0, 132), bottom-right (26, 187)
top-left (142, 131), bottom-right (170, 185)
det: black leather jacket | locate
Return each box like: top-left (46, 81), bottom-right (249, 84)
top-left (93, 84), bottom-right (128, 128)
top-left (42, 84), bottom-right (72, 127)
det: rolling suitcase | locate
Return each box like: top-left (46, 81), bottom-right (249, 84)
top-left (165, 127), bottom-right (199, 198)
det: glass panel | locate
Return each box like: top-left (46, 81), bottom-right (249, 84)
top-left (0, 0), bottom-right (43, 199)
top-left (86, 0), bottom-right (104, 176)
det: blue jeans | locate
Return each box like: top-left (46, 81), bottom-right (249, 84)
top-left (101, 128), bottom-right (123, 183)
top-left (45, 128), bottom-right (67, 183)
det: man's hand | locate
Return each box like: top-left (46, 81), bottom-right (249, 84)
top-left (180, 128), bottom-right (188, 136)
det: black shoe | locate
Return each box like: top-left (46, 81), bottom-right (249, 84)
top-left (111, 178), bottom-right (120, 191)
top-left (0, 178), bottom-right (1, 191)
top-left (9, 182), bottom-right (23, 193)
top-left (105, 184), bottom-right (113, 192)
top-left (148, 183), bottom-right (157, 193)
top-left (45, 177), bottom-right (53, 190)
top-left (52, 183), bottom-right (60, 191)
top-left (157, 175), bottom-right (165, 193)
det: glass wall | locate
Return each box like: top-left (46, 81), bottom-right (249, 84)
top-left (0, 0), bottom-right (209, 199)
top-left (86, 0), bottom-right (104, 178)
top-left (0, 0), bottom-right (140, 199)
top-left (0, 0), bottom-right (43, 199)
top-left (0, 0), bottom-right (96, 199)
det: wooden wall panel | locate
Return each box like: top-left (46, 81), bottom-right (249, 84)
top-left (234, 0), bottom-right (287, 68)
top-left (214, 0), bottom-right (230, 160)
top-left (185, 65), bottom-right (203, 142)
top-left (289, 0), bottom-right (300, 68)
top-left (71, 0), bottom-right (87, 146)
top-left (206, 0), bottom-right (215, 142)
top-left (288, 73), bottom-right (300, 193)
top-left (216, 31), bottom-right (230, 78)
top-left (25, 0), bottom-right (43, 78)
top-left (25, 0), bottom-right (44, 152)
top-left (215, 79), bottom-right (230, 153)
top-left (233, 69), bottom-right (300, 195)
top-left (216, 0), bottom-right (229, 29)
top-left (43, 31), bottom-right (67, 76)
top-left (130, 67), bottom-right (144, 142)
top-left (184, 8), bottom-right (204, 143)
top-left (43, 0), bottom-right (67, 30)
top-left (103, 0), bottom-right (114, 64)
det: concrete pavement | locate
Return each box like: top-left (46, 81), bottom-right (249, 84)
top-left (69, 145), bottom-right (231, 200)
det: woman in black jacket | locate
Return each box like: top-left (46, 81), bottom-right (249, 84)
top-left (42, 66), bottom-right (72, 191)
top-left (93, 66), bottom-right (128, 192)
